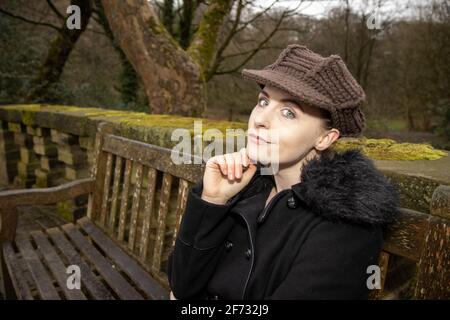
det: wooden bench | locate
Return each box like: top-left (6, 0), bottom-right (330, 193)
top-left (369, 186), bottom-right (449, 299)
top-left (0, 121), bottom-right (448, 299)
top-left (0, 122), bottom-right (204, 299)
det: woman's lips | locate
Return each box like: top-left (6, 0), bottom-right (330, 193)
top-left (248, 133), bottom-right (271, 145)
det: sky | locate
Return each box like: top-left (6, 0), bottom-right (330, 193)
top-left (255, 0), bottom-right (428, 19)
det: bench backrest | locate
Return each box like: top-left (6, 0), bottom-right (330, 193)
top-left (371, 195), bottom-right (449, 299)
top-left (88, 122), bottom-right (449, 299)
top-left (87, 122), bottom-right (204, 288)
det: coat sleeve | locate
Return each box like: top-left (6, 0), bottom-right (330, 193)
top-left (266, 220), bottom-right (384, 300)
top-left (166, 180), bottom-right (241, 300)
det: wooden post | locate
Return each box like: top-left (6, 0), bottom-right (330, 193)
top-left (0, 207), bottom-right (18, 243)
top-left (87, 122), bottom-right (114, 222)
top-left (414, 185), bottom-right (450, 299)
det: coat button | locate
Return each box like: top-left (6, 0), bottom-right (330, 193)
top-left (225, 240), bottom-right (233, 252)
top-left (287, 196), bottom-right (298, 209)
top-left (245, 248), bottom-right (252, 259)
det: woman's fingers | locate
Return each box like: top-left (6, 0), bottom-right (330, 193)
top-left (216, 155), bottom-right (227, 176)
top-left (208, 155), bottom-right (227, 176)
top-left (208, 148), bottom-right (253, 181)
top-left (224, 153), bottom-right (234, 180)
top-left (233, 152), bottom-right (242, 179)
top-left (240, 147), bottom-right (249, 167)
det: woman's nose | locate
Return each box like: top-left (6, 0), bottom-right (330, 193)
top-left (253, 106), bottom-right (272, 128)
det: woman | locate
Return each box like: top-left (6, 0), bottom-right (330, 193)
top-left (166, 44), bottom-right (399, 300)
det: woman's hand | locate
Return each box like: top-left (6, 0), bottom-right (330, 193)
top-left (201, 147), bottom-right (257, 205)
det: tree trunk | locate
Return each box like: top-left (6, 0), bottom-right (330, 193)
top-left (101, 0), bottom-right (211, 116)
top-left (178, 0), bottom-right (195, 49)
top-left (94, 0), bottom-right (138, 107)
top-left (24, 0), bottom-right (92, 102)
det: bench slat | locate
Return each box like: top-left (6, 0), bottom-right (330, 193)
top-left (14, 235), bottom-right (61, 300)
top-left (118, 159), bottom-right (132, 242)
top-left (102, 134), bottom-right (204, 183)
top-left (128, 163), bottom-right (143, 251)
top-left (30, 230), bottom-right (86, 300)
top-left (368, 251), bottom-right (390, 299)
top-left (99, 152), bottom-right (114, 227)
top-left (171, 179), bottom-right (190, 249)
top-left (2, 243), bottom-right (34, 299)
top-left (46, 227), bottom-right (115, 300)
top-left (61, 223), bottom-right (143, 300)
top-left (139, 167), bottom-right (157, 262)
top-left (109, 155), bottom-right (123, 234)
top-left (382, 208), bottom-right (430, 261)
top-left (414, 216), bottom-right (450, 299)
top-left (152, 172), bottom-right (172, 274)
top-left (78, 217), bottom-right (169, 300)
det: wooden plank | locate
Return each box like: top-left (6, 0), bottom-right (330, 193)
top-left (128, 163), bottom-right (143, 252)
top-left (30, 230), bottom-right (86, 300)
top-left (382, 208), bottom-right (430, 261)
top-left (368, 251), bottom-right (390, 300)
top-left (430, 185), bottom-right (450, 219)
top-left (78, 217), bottom-right (169, 300)
top-left (2, 243), bottom-right (34, 299)
top-left (109, 156), bottom-right (123, 234)
top-left (414, 216), bottom-right (450, 299)
top-left (152, 173), bottom-right (172, 274)
top-left (0, 178), bottom-right (94, 210)
top-left (61, 223), bottom-right (143, 300)
top-left (0, 207), bottom-right (18, 242)
top-left (87, 123), bottom-right (113, 221)
top-left (14, 235), bottom-right (61, 300)
top-left (46, 227), bottom-right (114, 300)
top-left (139, 167), bottom-right (157, 262)
top-left (171, 179), bottom-right (189, 249)
top-left (117, 159), bottom-right (132, 242)
top-left (99, 152), bottom-right (114, 227)
top-left (102, 134), bottom-right (204, 183)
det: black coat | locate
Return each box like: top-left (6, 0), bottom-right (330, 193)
top-left (166, 149), bottom-right (400, 300)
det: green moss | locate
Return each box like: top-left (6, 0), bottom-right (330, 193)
top-left (56, 200), bottom-right (74, 222)
top-left (117, 113), bottom-right (247, 136)
top-left (147, 15), bottom-right (181, 51)
top-left (186, 0), bottom-right (232, 71)
top-left (35, 175), bottom-right (48, 188)
top-left (21, 110), bottom-right (35, 126)
top-left (333, 137), bottom-right (447, 160)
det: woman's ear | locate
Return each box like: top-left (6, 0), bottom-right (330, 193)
top-left (314, 128), bottom-right (340, 151)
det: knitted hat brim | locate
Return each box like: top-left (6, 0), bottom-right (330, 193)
top-left (241, 68), bottom-right (334, 112)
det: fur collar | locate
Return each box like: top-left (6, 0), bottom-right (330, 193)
top-left (245, 149), bottom-right (399, 226)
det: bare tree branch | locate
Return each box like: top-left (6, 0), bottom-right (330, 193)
top-left (206, 0), bottom-right (245, 80)
top-left (214, 8), bottom-right (289, 75)
top-left (234, 0), bottom-right (278, 33)
top-left (0, 7), bottom-right (61, 32)
top-left (220, 45), bottom-right (285, 60)
top-left (45, 0), bottom-right (65, 20)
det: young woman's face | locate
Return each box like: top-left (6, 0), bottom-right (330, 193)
top-left (247, 85), bottom-right (328, 167)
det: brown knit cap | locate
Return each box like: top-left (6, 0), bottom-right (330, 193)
top-left (241, 44), bottom-right (366, 137)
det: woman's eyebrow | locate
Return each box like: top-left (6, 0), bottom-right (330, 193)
top-left (259, 90), bottom-right (304, 112)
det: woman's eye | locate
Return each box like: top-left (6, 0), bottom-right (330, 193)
top-left (258, 98), bottom-right (268, 107)
top-left (282, 108), bottom-right (295, 119)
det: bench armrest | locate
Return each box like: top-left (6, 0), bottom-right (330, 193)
top-left (0, 178), bottom-right (95, 242)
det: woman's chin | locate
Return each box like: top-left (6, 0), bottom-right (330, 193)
top-left (246, 144), bottom-right (272, 165)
